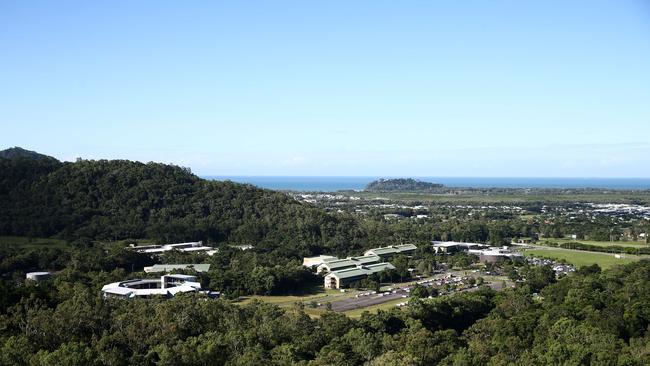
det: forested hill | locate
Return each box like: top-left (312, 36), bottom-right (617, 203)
top-left (0, 157), bottom-right (364, 256)
top-left (0, 146), bottom-right (58, 161)
top-left (365, 178), bottom-right (444, 192)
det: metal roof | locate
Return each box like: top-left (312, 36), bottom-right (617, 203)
top-left (364, 244), bottom-right (417, 256)
top-left (103, 287), bottom-right (134, 296)
top-left (319, 255), bottom-right (381, 271)
top-left (26, 271), bottom-right (51, 276)
top-left (432, 242), bottom-right (462, 248)
top-left (101, 275), bottom-right (202, 298)
top-left (326, 262), bottom-right (396, 280)
top-left (144, 264), bottom-right (211, 273)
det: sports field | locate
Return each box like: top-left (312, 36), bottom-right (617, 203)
top-left (545, 238), bottom-right (649, 249)
top-left (525, 248), bottom-right (647, 269)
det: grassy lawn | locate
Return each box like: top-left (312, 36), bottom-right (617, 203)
top-left (525, 248), bottom-right (646, 269)
top-left (544, 238), bottom-right (649, 249)
top-left (0, 236), bottom-right (71, 250)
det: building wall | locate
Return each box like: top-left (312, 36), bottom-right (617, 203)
top-left (324, 275), bottom-right (339, 289)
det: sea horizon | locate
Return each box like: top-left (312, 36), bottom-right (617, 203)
top-left (202, 176), bottom-right (650, 192)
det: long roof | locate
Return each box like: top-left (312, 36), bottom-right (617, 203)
top-left (326, 262), bottom-right (396, 280)
top-left (365, 244), bottom-right (417, 256)
top-left (103, 287), bottom-right (134, 296)
top-left (432, 241), bottom-right (489, 248)
top-left (320, 255), bottom-right (381, 270)
top-left (145, 264), bottom-right (211, 273)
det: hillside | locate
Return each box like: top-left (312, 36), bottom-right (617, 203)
top-left (0, 156), bottom-right (364, 257)
top-left (365, 178), bottom-right (444, 192)
top-left (0, 146), bottom-right (58, 161)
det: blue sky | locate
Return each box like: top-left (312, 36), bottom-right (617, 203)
top-left (1, 1), bottom-right (649, 177)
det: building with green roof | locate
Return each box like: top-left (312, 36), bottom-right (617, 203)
top-left (363, 244), bottom-right (417, 259)
top-left (316, 255), bottom-right (381, 274)
top-left (324, 262), bottom-right (396, 289)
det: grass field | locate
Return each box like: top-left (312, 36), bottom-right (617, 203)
top-left (524, 248), bottom-right (646, 269)
top-left (0, 236), bottom-right (70, 250)
top-left (544, 238), bottom-right (649, 249)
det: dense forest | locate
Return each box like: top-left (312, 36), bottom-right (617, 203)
top-left (365, 178), bottom-right (444, 192)
top-left (2, 248), bottom-right (650, 365)
top-left (3, 151), bottom-right (650, 365)
top-left (0, 147), bottom-right (57, 161)
top-left (0, 155), bottom-right (366, 258)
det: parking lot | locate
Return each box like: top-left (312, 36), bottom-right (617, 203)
top-left (329, 271), bottom-right (506, 312)
top-left (331, 288), bottom-right (409, 312)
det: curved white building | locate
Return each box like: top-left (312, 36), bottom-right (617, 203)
top-left (101, 274), bottom-right (201, 299)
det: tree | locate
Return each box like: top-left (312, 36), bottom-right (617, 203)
top-left (366, 350), bottom-right (418, 366)
top-left (521, 265), bottom-right (556, 292)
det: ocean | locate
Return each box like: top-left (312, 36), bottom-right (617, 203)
top-left (202, 176), bottom-right (650, 192)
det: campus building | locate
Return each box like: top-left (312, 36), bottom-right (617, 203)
top-left (324, 263), bottom-right (396, 289)
top-left (128, 241), bottom-right (218, 256)
top-left (101, 274), bottom-right (203, 299)
top-left (143, 264), bottom-right (211, 273)
top-left (316, 255), bottom-right (381, 274)
top-left (468, 247), bottom-right (523, 263)
top-left (363, 244), bottom-right (417, 259)
top-left (302, 255), bottom-right (339, 268)
top-left (25, 271), bottom-right (52, 282)
top-left (431, 241), bottom-right (489, 254)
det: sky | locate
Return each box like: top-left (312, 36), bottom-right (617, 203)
top-left (1, 1), bottom-right (650, 177)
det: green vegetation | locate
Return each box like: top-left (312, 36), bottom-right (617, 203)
top-left (3, 151), bottom-right (650, 364)
top-left (0, 146), bottom-right (57, 161)
top-left (0, 236), bottom-right (70, 250)
top-left (365, 178), bottom-right (443, 192)
top-left (525, 247), bottom-right (643, 269)
top-left (0, 157), bottom-right (372, 296)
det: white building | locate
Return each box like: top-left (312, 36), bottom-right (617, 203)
top-left (143, 264), bottom-right (211, 273)
top-left (302, 255), bottom-right (339, 268)
top-left (129, 241), bottom-right (218, 256)
top-left (101, 274), bottom-right (202, 299)
top-left (231, 244), bottom-right (254, 251)
top-left (468, 246), bottom-right (523, 263)
top-left (26, 271), bottom-right (52, 282)
top-left (432, 241), bottom-right (489, 253)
